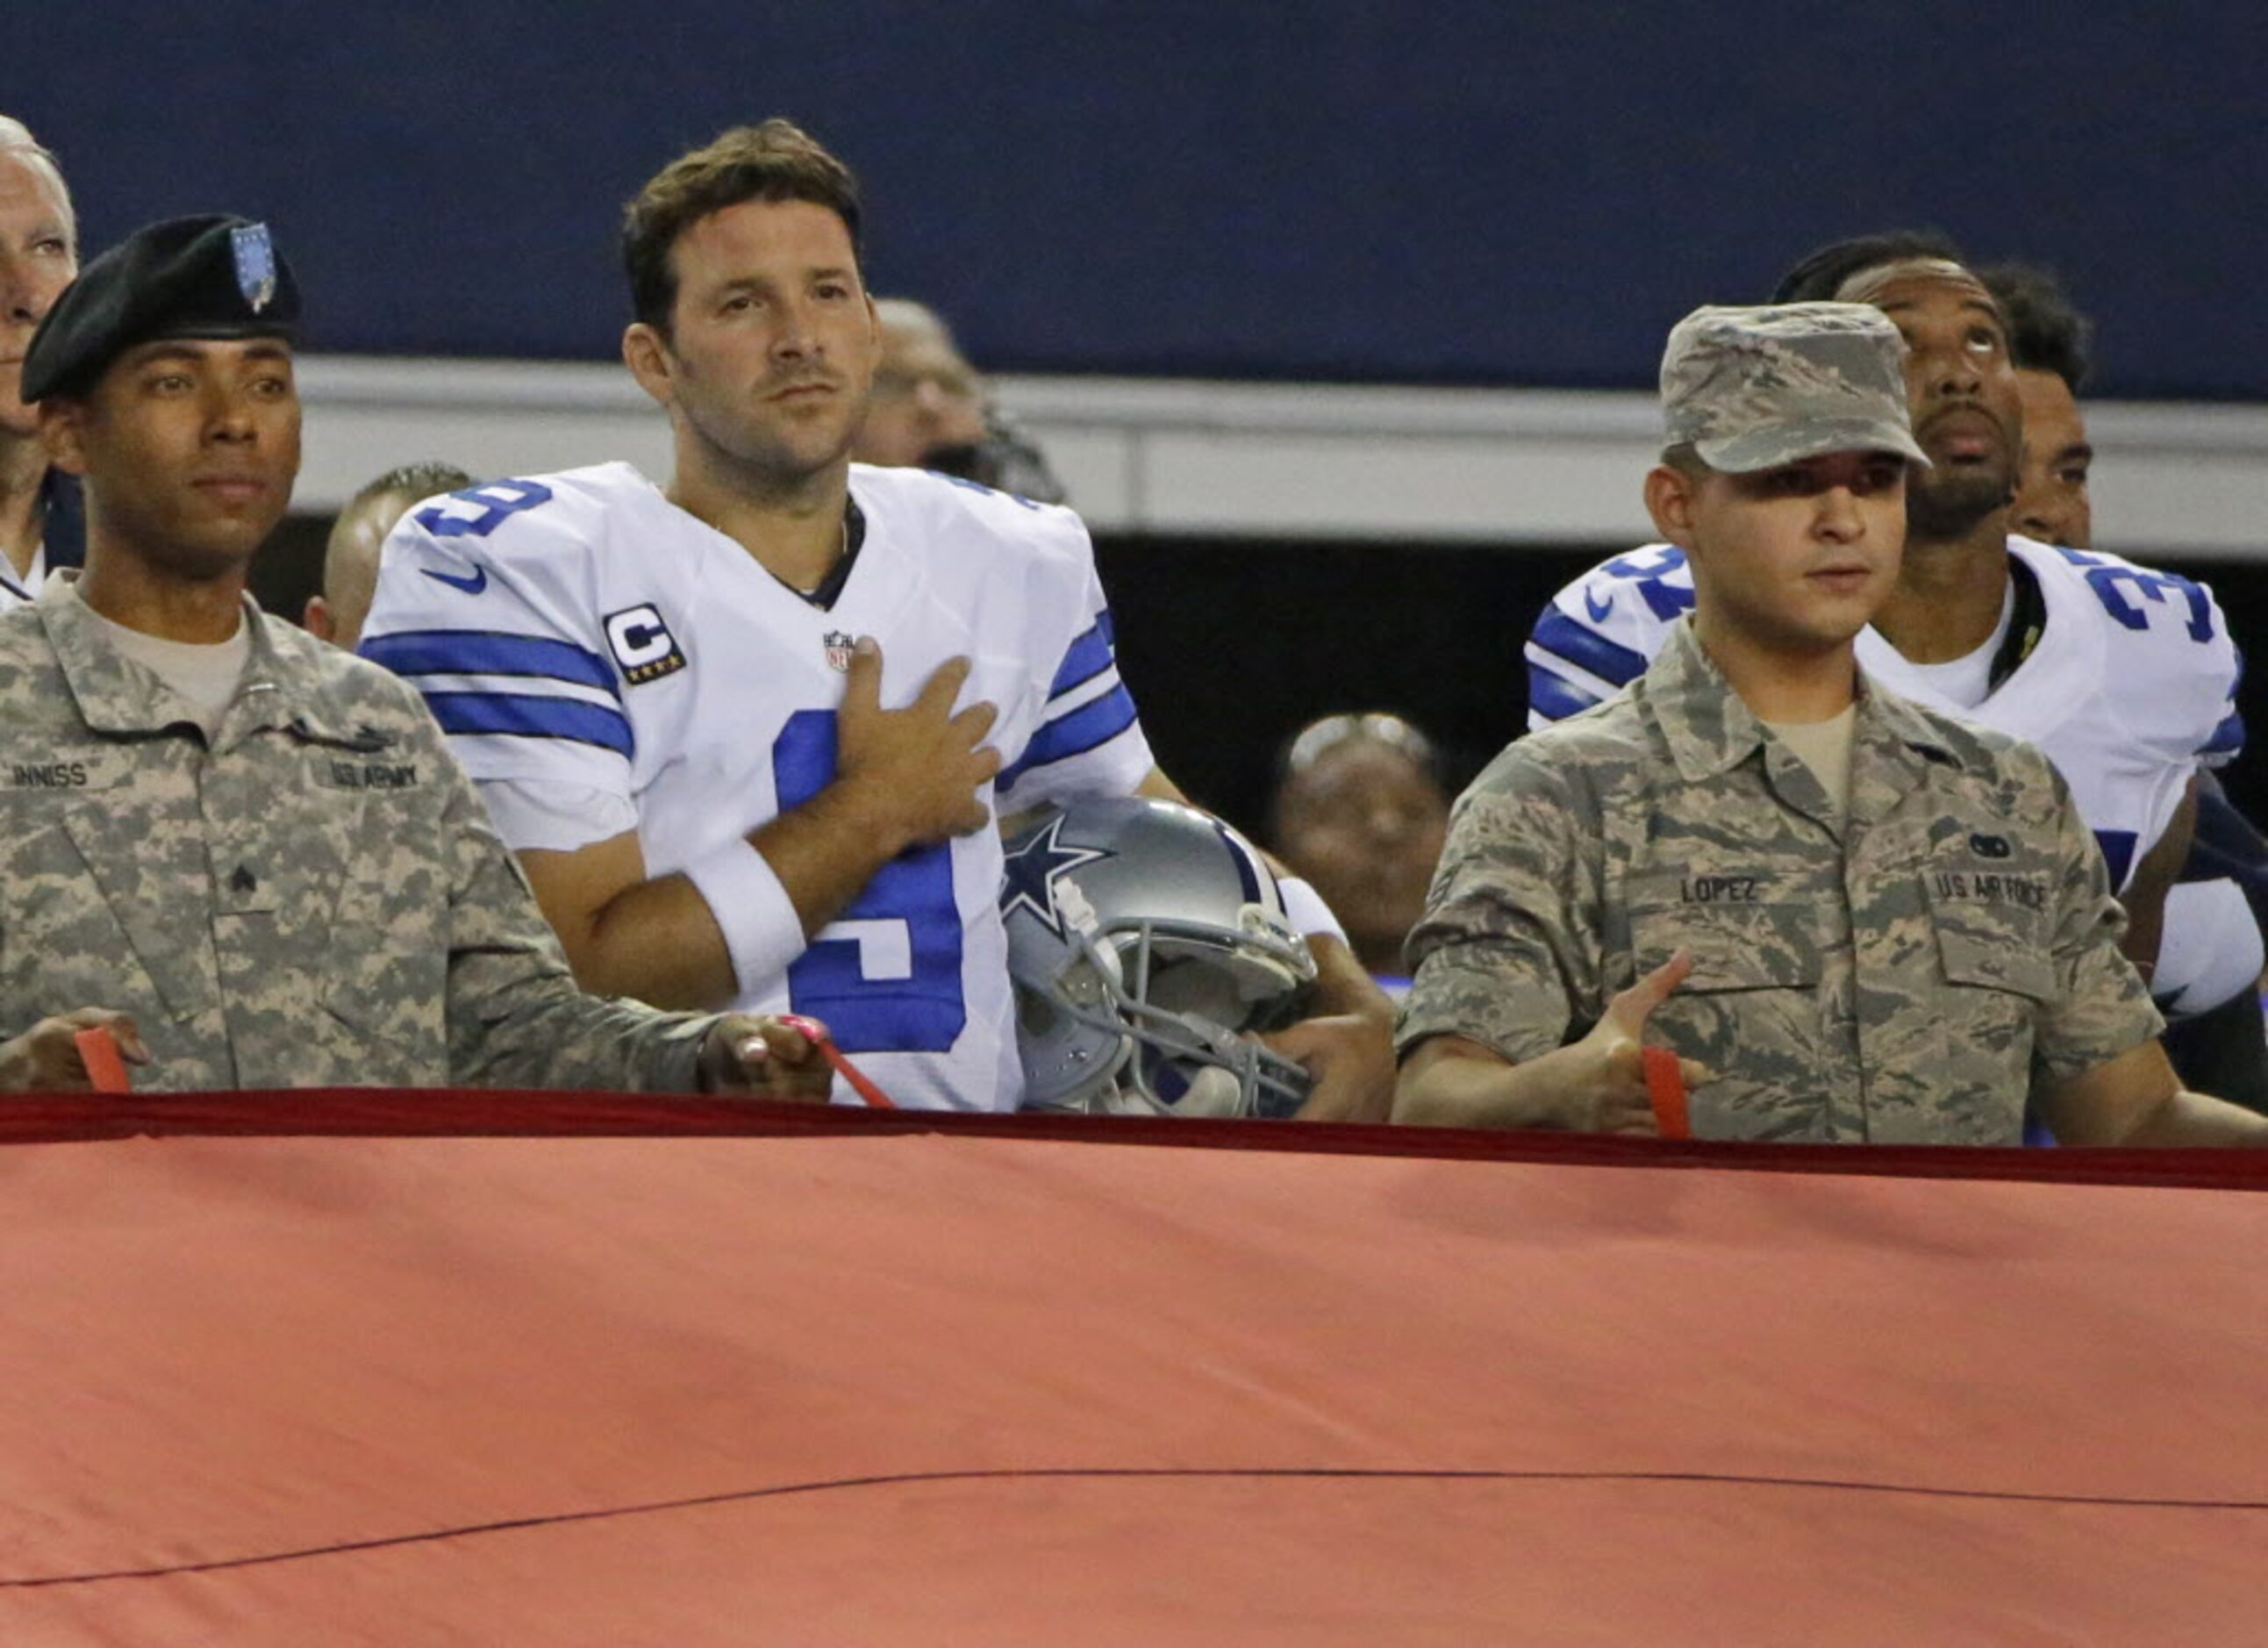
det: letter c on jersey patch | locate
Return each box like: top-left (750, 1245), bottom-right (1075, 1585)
top-left (604, 604), bottom-right (687, 684)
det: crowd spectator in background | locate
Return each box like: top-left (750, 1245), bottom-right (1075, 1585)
top-left (1980, 262), bottom-right (2093, 550)
top-left (304, 461), bottom-right (473, 650)
top-left (855, 297), bottom-right (1066, 503)
top-left (0, 114), bottom-right (81, 605)
top-left (1269, 712), bottom-right (1450, 992)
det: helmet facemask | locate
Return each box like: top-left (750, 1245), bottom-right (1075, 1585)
top-left (1003, 810), bottom-right (1319, 1119)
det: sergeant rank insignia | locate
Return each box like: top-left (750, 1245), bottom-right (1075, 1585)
top-left (231, 222), bottom-right (278, 313)
top-left (824, 630), bottom-right (855, 672)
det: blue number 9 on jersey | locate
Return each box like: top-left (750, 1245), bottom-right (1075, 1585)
top-left (771, 711), bottom-right (967, 1052)
top-left (414, 479), bottom-right (555, 540)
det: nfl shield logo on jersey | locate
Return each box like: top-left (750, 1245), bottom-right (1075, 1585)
top-left (824, 630), bottom-right (855, 672)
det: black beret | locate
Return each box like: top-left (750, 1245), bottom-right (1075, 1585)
top-left (21, 214), bottom-right (301, 404)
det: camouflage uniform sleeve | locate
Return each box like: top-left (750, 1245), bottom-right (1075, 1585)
top-left (2031, 756), bottom-right (2166, 1088)
top-left (1395, 747), bottom-right (1601, 1063)
top-left (425, 720), bottom-right (716, 1091)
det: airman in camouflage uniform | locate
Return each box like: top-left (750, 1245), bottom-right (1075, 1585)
top-left (1397, 303), bottom-right (2267, 1146)
top-left (0, 213), bottom-right (829, 1096)
top-left (1399, 618), bottom-right (2156, 1142)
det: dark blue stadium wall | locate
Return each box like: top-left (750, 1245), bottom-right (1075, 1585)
top-left (24, 3), bottom-right (2267, 396)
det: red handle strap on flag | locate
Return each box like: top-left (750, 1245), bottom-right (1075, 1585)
top-left (74, 1027), bottom-right (132, 1094)
top-left (776, 1014), bottom-right (897, 1110)
top-left (1641, 1045), bottom-right (1689, 1140)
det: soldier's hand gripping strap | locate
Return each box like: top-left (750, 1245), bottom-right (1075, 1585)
top-left (778, 1014), bottom-right (898, 1109)
top-left (1642, 1045), bottom-right (1689, 1139)
top-left (75, 1028), bottom-right (132, 1094)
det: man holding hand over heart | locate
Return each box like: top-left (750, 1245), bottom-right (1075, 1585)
top-left (1393, 303), bottom-right (2268, 1147)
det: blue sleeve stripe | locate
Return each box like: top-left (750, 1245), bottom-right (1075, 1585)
top-left (1530, 606), bottom-right (1649, 690)
top-left (999, 684), bottom-right (1140, 790)
top-left (1046, 617), bottom-right (1118, 700)
top-left (1525, 663), bottom-right (1605, 726)
top-left (361, 629), bottom-right (619, 696)
top-left (2203, 710), bottom-right (2246, 758)
top-left (426, 691), bottom-right (634, 758)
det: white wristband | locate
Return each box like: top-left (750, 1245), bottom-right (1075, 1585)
top-left (1275, 875), bottom-right (1349, 943)
top-left (682, 841), bottom-right (805, 999)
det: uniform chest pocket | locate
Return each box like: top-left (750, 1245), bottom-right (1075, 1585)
top-left (310, 799), bottom-right (451, 1057)
top-left (1625, 874), bottom-right (1824, 993)
top-left (1923, 871), bottom-right (2057, 1001)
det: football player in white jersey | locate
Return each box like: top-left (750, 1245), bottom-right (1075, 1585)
top-left (1986, 261), bottom-right (2268, 1107)
top-left (0, 116), bottom-right (82, 607)
top-left (359, 120), bottom-right (1392, 1116)
top-left (1525, 234), bottom-right (2252, 1098)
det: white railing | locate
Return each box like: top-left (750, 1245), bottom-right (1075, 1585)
top-left (294, 355), bottom-right (2268, 560)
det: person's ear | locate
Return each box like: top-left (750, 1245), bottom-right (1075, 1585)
top-left (1643, 464), bottom-right (1699, 550)
top-left (622, 322), bottom-right (675, 409)
top-left (39, 398), bottom-right (89, 476)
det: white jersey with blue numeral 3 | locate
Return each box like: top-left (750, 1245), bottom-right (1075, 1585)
top-left (1526, 534), bottom-right (2248, 1008)
top-left (358, 461), bottom-right (1153, 1112)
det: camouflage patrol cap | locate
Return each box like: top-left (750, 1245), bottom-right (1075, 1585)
top-left (21, 214), bottom-right (299, 403)
top-left (1661, 301), bottom-right (1928, 474)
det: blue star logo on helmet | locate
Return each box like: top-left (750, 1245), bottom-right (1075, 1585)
top-left (998, 813), bottom-right (1111, 941)
top-left (230, 222), bottom-right (278, 314)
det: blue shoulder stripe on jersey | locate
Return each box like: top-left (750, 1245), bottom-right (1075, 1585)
top-left (361, 629), bottom-right (619, 696)
top-left (1046, 613), bottom-right (1119, 700)
top-left (1530, 606), bottom-right (1650, 690)
top-left (2203, 709), bottom-right (2246, 759)
top-left (998, 683), bottom-right (1140, 790)
top-left (1525, 663), bottom-right (1606, 726)
top-left (425, 691), bottom-right (634, 758)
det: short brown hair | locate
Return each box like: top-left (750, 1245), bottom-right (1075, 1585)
top-left (622, 118), bottom-right (862, 335)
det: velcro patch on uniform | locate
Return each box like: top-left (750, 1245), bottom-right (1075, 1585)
top-left (315, 757), bottom-right (422, 792)
top-left (1, 757), bottom-right (97, 790)
top-left (1678, 874), bottom-right (1766, 905)
top-left (1930, 869), bottom-right (2048, 910)
top-left (604, 604), bottom-right (687, 685)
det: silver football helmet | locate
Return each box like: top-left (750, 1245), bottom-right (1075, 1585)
top-left (999, 796), bottom-right (1318, 1119)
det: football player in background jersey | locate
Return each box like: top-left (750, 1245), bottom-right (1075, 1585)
top-left (1984, 261), bottom-right (2268, 1107)
top-left (1524, 234), bottom-right (2251, 1104)
top-left (361, 120), bottom-right (1392, 1116)
top-left (1983, 263), bottom-right (2093, 553)
top-left (0, 115), bottom-right (83, 605)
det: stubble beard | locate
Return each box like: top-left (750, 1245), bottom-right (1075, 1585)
top-left (685, 391), bottom-right (855, 505)
top-left (1905, 465), bottom-right (2010, 546)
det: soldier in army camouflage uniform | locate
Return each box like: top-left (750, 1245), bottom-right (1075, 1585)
top-left (1395, 302), bottom-right (2268, 1146)
top-left (0, 212), bottom-right (831, 1097)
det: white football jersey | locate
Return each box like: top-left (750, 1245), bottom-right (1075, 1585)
top-left (1526, 535), bottom-right (2248, 1009)
top-left (360, 462), bottom-right (1154, 1112)
top-left (1526, 534), bottom-right (2242, 890)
